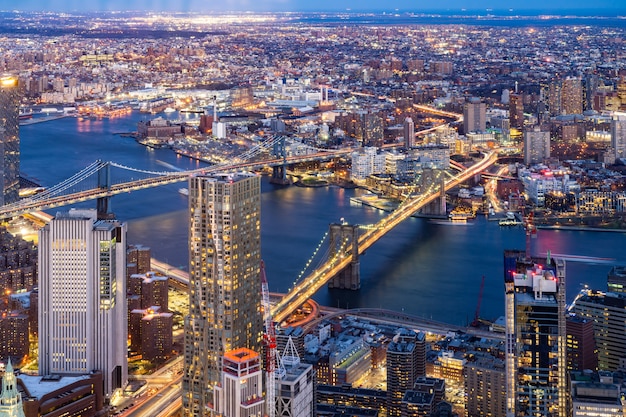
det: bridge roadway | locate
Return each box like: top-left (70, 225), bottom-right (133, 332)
top-left (3, 104), bottom-right (460, 220)
top-left (270, 151), bottom-right (499, 324)
top-left (0, 150), bottom-right (354, 220)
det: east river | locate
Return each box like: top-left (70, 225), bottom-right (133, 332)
top-left (21, 111), bottom-right (626, 325)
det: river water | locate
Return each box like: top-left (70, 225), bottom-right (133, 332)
top-left (20, 111), bottom-right (626, 325)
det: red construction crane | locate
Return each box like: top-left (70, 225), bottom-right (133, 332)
top-left (260, 261), bottom-right (277, 417)
top-left (471, 275), bottom-right (485, 327)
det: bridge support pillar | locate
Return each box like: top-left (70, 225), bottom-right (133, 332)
top-left (96, 161), bottom-right (113, 219)
top-left (328, 223), bottom-right (360, 290)
top-left (270, 165), bottom-right (290, 185)
top-left (420, 174), bottom-right (447, 217)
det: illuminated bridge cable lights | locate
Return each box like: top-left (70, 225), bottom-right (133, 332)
top-left (107, 162), bottom-right (183, 177)
top-left (7, 160), bottom-right (107, 209)
top-left (271, 151), bottom-right (498, 323)
top-left (294, 231), bottom-right (330, 285)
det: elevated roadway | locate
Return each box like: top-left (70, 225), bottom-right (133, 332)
top-left (271, 151), bottom-right (498, 323)
top-left (0, 150), bottom-right (354, 220)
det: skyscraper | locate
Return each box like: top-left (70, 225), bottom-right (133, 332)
top-left (38, 209), bottom-right (127, 398)
top-left (504, 251), bottom-right (567, 417)
top-left (561, 77), bottom-right (583, 115)
top-left (571, 290), bottom-right (626, 372)
top-left (509, 94), bottom-right (524, 129)
top-left (610, 111), bottom-right (626, 160)
top-left (403, 117), bottom-right (415, 149)
top-left (183, 173), bottom-right (263, 416)
top-left (212, 348), bottom-right (265, 417)
top-left (386, 329), bottom-right (426, 417)
top-left (523, 128), bottom-right (551, 165)
top-left (0, 76), bottom-right (20, 206)
top-left (463, 98), bottom-right (486, 133)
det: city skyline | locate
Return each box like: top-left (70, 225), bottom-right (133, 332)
top-left (1, 0), bottom-right (625, 13)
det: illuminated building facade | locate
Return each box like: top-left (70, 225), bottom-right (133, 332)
top-left (463, 99), bottom-right (486, 133)
top-left (0, 311), bottom-right (28, 363)
top-left (504, 251), bottom-right (567, 417)
top-left (0, 76), bottom-right (20, 206)
top-left (610, 111), bottom-right (626, 159)
top-left (607, 266), bottom-right (626, 294)
top-left (464, 357), bottom-right (506, 417)
top-left (571, 290), bottom-right (626, 372)
top-left (566, 315), bottom-right (597, 372)
top-left (182, 173), bottom-right (263, 416)
top-left (561, 77), bottom-right (583, 115)
top-left (275, 337), bottom-right (315, 417)
top-left (212, 348), bottom-right (264, 417)
top-left (509, 94), bottom-right (524, 129)
top-left (403, 117), bottom-right (415, 149)
top-left (523, 128), bottom-right (550, 165)
top-left (38, 209), bottom-right (127, 398)
top-left (386, 330), bottom-right (426, 417)
top-left (570, 371), bottom-right (625, 416)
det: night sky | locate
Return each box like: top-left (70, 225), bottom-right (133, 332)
top-left (1, 0), bottom-right (624, 13)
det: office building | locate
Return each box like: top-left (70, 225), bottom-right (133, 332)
top-left (275, 337), bottom-right (315, 417)
top-left (566, 315), bottom-right (597, 372)
top-left (403, 117), bottom-right (415, 149)
top-left (523, 128), bottom-right (550, 165)
top-left (0, 76), bottom-right (20, 206)
top-left (38, 209), bottom-right (127, 398)
top-left (18, 371), bottom-right (104, 417)
top-left (182, 173), bottom-right (263, 416)
top-left (464, 357), bottom-right (506, 417)
top-left (607, 266), bottom-right (626, 294)
top-left (570, 371), bottom-right (625, 416)
top-left (509, 94), bottom-right (524, 129)
top-left (463, 99), bottom-right (486, 133)
top-left (401, 390), bottom-right (434, 417)
top-left (316, 385), bottom-right (386, 412)
top-left (386, 329), bottom-right (426, 417)
top-left (571, 290), bottom-right (626, 372)
top-left (504, 250), bottom-right (567, 417)
top-left (212, 348), bottom-right (264, 417)
top-left (610, 111), bottom-right (626, 159)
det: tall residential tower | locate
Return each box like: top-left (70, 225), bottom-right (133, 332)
top-left (38, 209), bottom-right (127, 398)
top-left (0, 76), bottom-right (20, 206)
top-left (504, 251), bottom-right (567, 417)
top-left (182, 173), bottom-right (263, 416)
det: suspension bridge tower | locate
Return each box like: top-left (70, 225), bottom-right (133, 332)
top-left (270, 136), bottom-right (290, 185)
top-left (419, 169), bottom-right (447, 217)
top-left (327, 222), bottom-right (360, 290)
top-left (96, 161), bottom-right (115, 219)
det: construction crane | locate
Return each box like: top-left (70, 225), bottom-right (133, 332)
top-left (471, 275), bottom-right (485, 327)
top-left (260, 261), bottom-right (278, 417)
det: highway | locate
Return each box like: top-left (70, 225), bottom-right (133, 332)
top-left (271, 151), bottom-right (498, 323)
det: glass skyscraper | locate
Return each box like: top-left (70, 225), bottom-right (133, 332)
top-left (0, 76), bottom-right (20, 206)
top-left (182, 172), bottom-right (263, 417)
top-left (504, 251), bottom-right (567, 417)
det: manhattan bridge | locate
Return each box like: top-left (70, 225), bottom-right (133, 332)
top-left (6, 130), bottom-right (498, 322)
